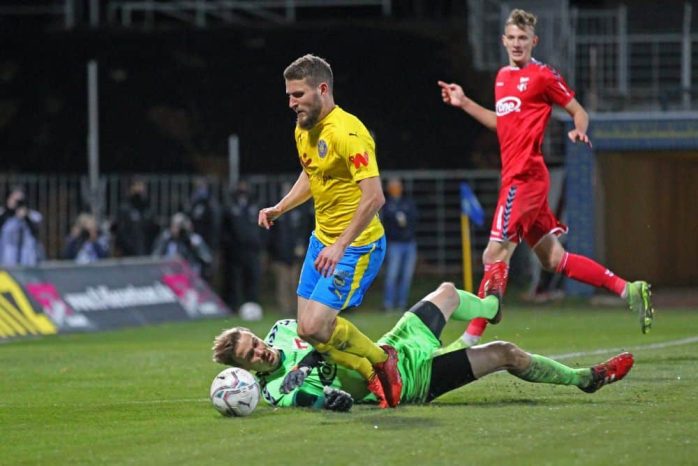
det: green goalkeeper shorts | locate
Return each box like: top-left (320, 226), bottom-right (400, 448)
top-left (376, 312), bottom-right (441, 403)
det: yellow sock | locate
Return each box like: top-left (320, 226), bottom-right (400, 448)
top-left (327, 317), bottom-right (387, 365)
top-left (315, 342), bottom-right (375, 380)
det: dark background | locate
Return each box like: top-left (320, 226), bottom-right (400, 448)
top-left (1, 0), bottom-right (684, 175)
top-left (1, 20), bottom-right (499, 174)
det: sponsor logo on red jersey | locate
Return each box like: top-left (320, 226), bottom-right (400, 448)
top-left (496, 96), bottom-right (522, 116)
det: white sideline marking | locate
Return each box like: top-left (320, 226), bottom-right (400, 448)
top-left (549, 335), bottom-right (698, 361)
top-left (117, 398), bottom-right (209, 405)
top-left (0, 398), bottom-right (210, 409)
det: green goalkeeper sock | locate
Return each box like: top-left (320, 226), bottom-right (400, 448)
top-left (451, 290), bottom-right (499, 321)
top-left (513, 354), bottom-right (592, 387)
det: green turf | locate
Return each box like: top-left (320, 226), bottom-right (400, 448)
top-left (2, 305), bottom-right (697, 465)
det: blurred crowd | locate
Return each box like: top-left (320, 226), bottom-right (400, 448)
top-left (2, 176), bottom-right (435, 314)
top-left (0, 178), bottom-right (314, 315)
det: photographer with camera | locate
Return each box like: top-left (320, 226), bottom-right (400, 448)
top-left (152, 212), bottom-right (213, 276)
top-left (63, 213), bottom-right (110, 264)
top-left (0, 186), bottom-right (44, 266)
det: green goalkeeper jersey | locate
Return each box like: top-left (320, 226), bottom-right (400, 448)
top-left (257, 319), bottom-right (368, 408)
top-left (256, 315), bottom-right (440, 407)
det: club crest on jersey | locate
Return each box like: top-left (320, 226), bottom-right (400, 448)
top-left (517, 77), bottom-right (529, 92)
top-left (496, 96), bottom-right (522, 116)
top-left (318, 139), bottom-right (328, 158)
top-left (349, 151), bottom-right (369, 169)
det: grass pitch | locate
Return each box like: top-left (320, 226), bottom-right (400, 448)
top-left (2, 303), bottom-right (697, 465)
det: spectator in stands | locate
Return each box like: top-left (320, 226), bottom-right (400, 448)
top-left (381, 177), bottom-right (419, 311)
top-left (267, 181), bottom-right (314, 315)
top-left (0, 186), bottom-right (44, 266)
top-left (152, 212), bottom-right (213, 276)
top-left (222, 179), bottom-right (263, 312)
top-left (114, 177), bottom-right (159, 257)
top-left (188, 176), bottom-right (221, 252)
top-left (187, 176), bottom-right (222, 282)
top-left (63, 212), bottom-right (110, 263)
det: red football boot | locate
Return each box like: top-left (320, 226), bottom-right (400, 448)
top-left (580, 352), bottom-right (635, 393)
top-left (367, 373), bottom-right (388, 409)
top-left (374, 345), bottom-right (402, 408)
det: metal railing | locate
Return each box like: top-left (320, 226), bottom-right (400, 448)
top-left (1, 170), bottom-right (500, 275)
top-left (0, 0), bottom-right (392, 29)
top-left (572, 4), bottom-right (696, 112)
top-left (107, 0), bottom-right (392, 27)
top-left (469, 1), bottom-right (698, 112)
top-left (467, 0), bottom-right (574, 78)
top-left (0, 1), bottom-right (76, 28)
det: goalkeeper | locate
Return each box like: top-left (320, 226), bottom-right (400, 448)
top-left (212, 282), bottom-right (633, 411)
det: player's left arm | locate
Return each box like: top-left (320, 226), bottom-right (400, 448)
top-left (314, 176), bottom-right (385, 277)
top-left (564, 98), bottom-right (592, 148)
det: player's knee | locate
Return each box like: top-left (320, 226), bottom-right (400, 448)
top-left (297, 320), bottom-right (323, 343)
top-left (538, 254), bottom-right (557, 272)
top-left (435, 282), bottom-right (459, 308)
top-left (482, 248), bottom-right (496, 264)
top-left (490, 341), bottom-right (525, 368)
top-left (482, 245), bottom-right (508, 265)
top-left (536, 243), bottom-right (565, 272)
top-left (504, 343), bottom-right (528, 369)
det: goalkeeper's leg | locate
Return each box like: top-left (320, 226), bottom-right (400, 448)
top-left (466, 341), bottom-right (590, 387)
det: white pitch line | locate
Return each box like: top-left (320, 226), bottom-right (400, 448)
top-left (0, 398), bottom-right (209, 409)
top-left (549, 335), bottom-right (698, 361)
top-left (114, 398), bottom-right (209, 405)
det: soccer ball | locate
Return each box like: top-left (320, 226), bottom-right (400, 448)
top-left (210, 367), bottom-right (260, 417)
top-left (239, 301), bottom-right (263, 321)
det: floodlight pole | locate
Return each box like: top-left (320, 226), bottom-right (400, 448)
top-left (682, 2), bottom-right (692, 109)
top-left (228, 134), bottom-right (240, 188)
top-left (87, 60), bottom-right (100, 219)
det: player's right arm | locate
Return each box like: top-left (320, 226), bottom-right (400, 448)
top-left (564, 98), bottom-right (592, 147)
top-left (437, 80), bottom-right (497, 131)
top-left (258, 171), bottom-right (312, 229)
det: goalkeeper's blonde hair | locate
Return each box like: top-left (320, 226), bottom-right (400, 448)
top-left (505, 9), bottom-right (537, 32)
top-left (212, 326), bottom-right (251, 366)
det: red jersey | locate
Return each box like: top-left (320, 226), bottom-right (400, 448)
top-left (494, 59), bottom-right (575, 185)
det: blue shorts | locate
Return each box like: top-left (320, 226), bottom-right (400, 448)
top-left (297, 233), bottom-right (386, 311)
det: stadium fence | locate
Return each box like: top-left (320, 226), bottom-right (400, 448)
top-left (0, 170), bottom-right (500, 276)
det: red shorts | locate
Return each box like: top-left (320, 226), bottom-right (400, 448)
top-left (489, 179), bottom-right (568, 247)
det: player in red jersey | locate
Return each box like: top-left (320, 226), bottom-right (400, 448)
top-left (438, 8), bottom-right (654, 347)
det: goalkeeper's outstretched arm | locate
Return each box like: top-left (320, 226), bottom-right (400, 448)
top-left (292, 387), bottom-right (353, 412)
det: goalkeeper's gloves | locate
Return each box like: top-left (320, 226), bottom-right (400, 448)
top-left (280, 350), bottom-right (325, 394)
top-left (281, 365), bottom-right (312, 394)
top-left (323, 386), bottom-right (354, 412)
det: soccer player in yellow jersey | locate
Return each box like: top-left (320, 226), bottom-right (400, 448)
top-left (258, 54), bottom-right (401, 408)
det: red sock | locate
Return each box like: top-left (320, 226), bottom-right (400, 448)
top-left (556, 252), bottom-right (626, 296)
top-left (466, 262), bottom-right (509, 338)
top-left (476, 263), bottom-right (493, 298)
